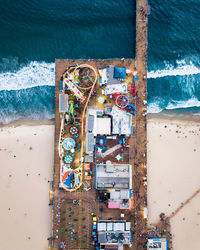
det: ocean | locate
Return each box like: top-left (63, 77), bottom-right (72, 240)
top-left (0, 0), bottom-right (199, 123)
top-left (147, 0), bottom-right (200, 114)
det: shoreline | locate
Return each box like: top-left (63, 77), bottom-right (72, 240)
top-left (148, 112), bottom-right (200, 123)
top-left (1, 112), bottom-right (200, 128)
top-left (0, 118), bottom-right (55, 127)
top-left (147, 111), bottom-right (200, 123)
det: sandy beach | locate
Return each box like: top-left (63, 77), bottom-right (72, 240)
top-left (0, 114), bottom-right (200, 250)
top-left (0, 121), bottom-right (54, 250)
top-left (147, 114), bottom-right (200, 250)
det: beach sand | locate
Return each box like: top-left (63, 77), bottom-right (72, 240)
top-left (170, 191), bottom-right (200, 250)
top-left (0, 121), bottom-right (54, 250)
top-left (0, 114), bottom-right (200, 250)
top-left (147, 114), bottom-right (200, 250)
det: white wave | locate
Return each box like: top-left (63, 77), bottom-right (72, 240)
top-left (147, 102), bottom-right (163, 113)
top-left (147, 97), bottom-right (200, 114)
top-left (0, 112), bottom-right (55, 124)
top-left (0, 61), bottom-right (55, 91)
top-left (166, 98), bottom-right (200, 110)
top-left (147, 61), bottom-right (200, 79)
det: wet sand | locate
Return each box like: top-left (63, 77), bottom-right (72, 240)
top-left (147, 114), bottom-right (200, 250)
top-left (0, 124), bottom-right (54, 250)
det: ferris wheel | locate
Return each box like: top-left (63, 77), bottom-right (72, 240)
top-left (116, 95), bottom-right (129, 109)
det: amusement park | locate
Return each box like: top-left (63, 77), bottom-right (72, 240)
top-left (50, 56), bottom-right (168, 249)
top-left (50, 59), bottom-right (147, 250)
top-left (58, 63), bottom-right (137, 193)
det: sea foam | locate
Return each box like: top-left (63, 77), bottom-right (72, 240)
top-left (0, 112), bottom-right (55, 125)
top-left (148, 98), bottom-right (200, 114)
top-left (147, 60), bottom-right (200, 79)
top-left (0, 60), bottom-right (200, 118)
top-left (1, 60), bottom-right (199, 90)
top-left (147, 101), bottom-right (163, 113)
top-left (0, 61), bottom-right (55, 91)
top-left (166, 98), bottom-right (200, 110)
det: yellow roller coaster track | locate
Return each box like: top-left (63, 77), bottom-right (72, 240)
top-left (59, 64), bottom-right (99, 192)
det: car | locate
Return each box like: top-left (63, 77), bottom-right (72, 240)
top-left (99, 206), bottom-right (103, 213)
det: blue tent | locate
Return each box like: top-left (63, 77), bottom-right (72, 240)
top-left (114, 67), bottom-right (126, 79)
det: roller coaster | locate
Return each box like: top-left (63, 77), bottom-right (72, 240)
top-left (59, 64), bottom-right (99, 191)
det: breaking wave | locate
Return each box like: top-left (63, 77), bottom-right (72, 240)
top-left (0, 112), bottom-right (55, 125)
top-left (147, 102), bottom-right (163, 113)
top-left (0, 59), bottom-right (200, 123)
top-left (147, 59), bottom-right (200, 113)
top-left (0, 85), bottom-right (55, 124)
top-left (148, 98), bottom-right (200, 114)
top-left (166, 98), bottom-right (200, 110)
top-left (147, 60), bottom-right (200, 79)
top-left (0, 61), bottom-right (55, 91)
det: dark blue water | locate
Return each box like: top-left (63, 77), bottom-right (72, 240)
top-left (0, 0), bottom-right (136, 123)
top-left (0, 0), bottom-right (200, 123)
top-left (0, 0), bottom-right (135, 62)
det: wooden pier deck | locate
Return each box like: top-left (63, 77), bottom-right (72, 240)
top-left (51, 0), bottom-right (149, 248)
top-left (132, 0), bottom-right (149, 248)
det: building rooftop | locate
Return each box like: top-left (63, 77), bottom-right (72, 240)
top-left (85, 107), bottom-right (105, 136)
top-left (87, 114), bottom-right (94, 132)
top-left (104, 83), bottom-right (128, 95)
top-left (96, 117), bottom-right (112, 135)
top-left (85, 132), bottom-right (95, 154)
top-left (147, 238), bottom-right (168, 250)
top-left (95, 163), bottom-right (132, 190)
top-left (59, 94), bottom-right (69, 113)
top-left (111, 106), bottom-right (132, 135)
top-left (97, 220), bottom-right (131, 246)
top-left (100, 65), bottom-right (122, 85)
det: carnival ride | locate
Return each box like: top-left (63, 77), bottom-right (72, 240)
top-left (62, 137), bottom-right (76, 151)
top-left (59, 64), bottom-right (98, 191)
top-left (116, 94), bottom-right (129, 109)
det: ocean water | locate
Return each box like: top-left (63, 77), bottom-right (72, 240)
top-left (0, 0), bottom-right (135, 123)
top-left (147, 0), bottom-right (200, 113)
top-left (0, 0), bottom-right (200, 123)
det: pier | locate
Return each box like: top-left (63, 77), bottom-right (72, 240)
top-left (133, 0), bottom-right (149, 248)
top-left (51, 0), bottom-right (149, 249)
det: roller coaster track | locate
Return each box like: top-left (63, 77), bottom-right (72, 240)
top-left (59, 64), bottom-right (98, 192)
